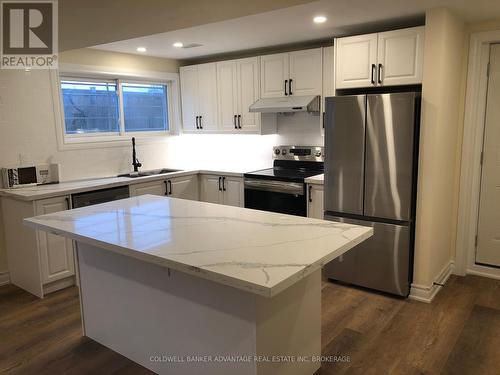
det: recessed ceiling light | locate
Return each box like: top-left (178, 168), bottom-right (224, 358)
top-left (313, 15), bottom-right (327, 24)
top-left (173, 42), bottom-right (184, 48)
top-left (136, 47), bottom-right (147, 52)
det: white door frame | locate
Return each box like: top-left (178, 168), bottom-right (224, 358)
top-left (455, 30), bottom-right (500, 279)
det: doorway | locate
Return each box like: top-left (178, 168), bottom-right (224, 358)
top-left (476, 43), bottom-right (500, 268)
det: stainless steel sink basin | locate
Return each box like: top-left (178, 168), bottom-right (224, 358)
top-left (118, 169), bottom-right (182, 178)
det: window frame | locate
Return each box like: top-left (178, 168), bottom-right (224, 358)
top-left (53, 64), bottom-right (181, 150)
top-left (60, 77), bottom-right (171, 139)
top-left (60, 76), bottom-right (122, 137)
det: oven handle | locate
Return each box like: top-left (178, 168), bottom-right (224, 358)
top-left (244, 179), bottom-right (304, 195)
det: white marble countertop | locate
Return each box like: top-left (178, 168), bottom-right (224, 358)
top-left (0, 168), bottom-right (250, 201)
top-left (24, 195), bottom-right (372, 297)
top-left (305, 173), bottom-right (324, 185)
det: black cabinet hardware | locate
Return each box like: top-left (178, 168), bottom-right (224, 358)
top-left (284, 79), bottom-right (288, 96)
top-left (308, 185), bottom-right (312, 202)
top-left (234, 115), bottom-right (237, 129)
top-left (289, 79), bottom-right (293, 95)
top-left (164, 180), bottom-right (169, 195)
top-left (218, 176), bottom-right (222, 191)
top-left (195, 116), bottom-right (199, 129)
top-left (371, 64), bottom-right (376, 85)
top-left (322, 112), bottom-right (325, 129)
top-left (222, 177), bottom-right (226, 191)
top-left (65, 197), bottom-right (70, 209)
top-left (168, 180), bottom-right (172, 195)
top-left (199, 116), bottom-right (203, 129)
top-left (238, 115), bottom-right (241, 129)
top-left (378, 64), bottom-right (383, 84)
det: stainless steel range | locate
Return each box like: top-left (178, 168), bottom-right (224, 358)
top-left (244, 146), bottom-right (324, 217)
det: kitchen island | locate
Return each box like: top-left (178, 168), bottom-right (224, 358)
top-left (24, 195), bottom-right (372, 375)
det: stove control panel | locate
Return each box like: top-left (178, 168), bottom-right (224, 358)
top-left (272, 146), bottom-right (324, 162)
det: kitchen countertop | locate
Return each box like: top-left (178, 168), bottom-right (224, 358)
top-left (24, 194), bottom-right (372, 297)
top-left (305, 173), bottom-right (324, 185)
top-left (0, 168), bottom-right (252, 201)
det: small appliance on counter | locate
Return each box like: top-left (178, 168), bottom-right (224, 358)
top-left (1, 163), bottom-right (60, 189)
top-left (244, 146), bottom-right (324, 217)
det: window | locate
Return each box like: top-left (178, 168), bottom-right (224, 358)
top-left (122, 83), bottom-right (168, 132)
top-left (60, 78), bottom-right (169, 138)
top-left (61, 80), bottom-right (120, 134)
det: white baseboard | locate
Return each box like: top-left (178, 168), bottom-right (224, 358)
top-left (409, 261), bottom-right (454, 303)
top-left (0, 272), bottom-right (10, 286)
top-left (466, 264), bottom-right (500, 280)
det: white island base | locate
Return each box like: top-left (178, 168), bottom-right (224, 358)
top-left (77, 242), bottom-right (321, 375)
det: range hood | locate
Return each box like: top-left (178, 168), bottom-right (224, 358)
top-left (249, 95), bottom-right (320, 113)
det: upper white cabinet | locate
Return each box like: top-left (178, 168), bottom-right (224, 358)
top-left (261, 48), bottom-right (322, 98)
top-left (236, 57), bottom-right (261, 131)
top-left (321, 45), bottom-right (335, 133)
top-left (335, 26), bottom-right (424, 89)
top-left (180, 63), bottom-right (218, 131)
top-left (377, 27), bottom-right (425, 86)
top-left (289, 49), bottom-right (323, 96)
top-left (335, 34), bottom-right (378, 89)
top-left (217, 57), bottom-right (260, 132)
top-left (260, 53), bottom-right (289, 98)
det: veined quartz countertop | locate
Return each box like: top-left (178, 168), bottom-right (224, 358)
top-left (0, 168), bottom-right (255, 201)
top-left (24, 195), bottom-right (372, 297)
top-left (305, 173), bottom-right (324, 185)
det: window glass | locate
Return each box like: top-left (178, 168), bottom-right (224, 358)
top-left (61, 80), bottom-right (120, 134)
top-left (122, 83), bottom-right (168, 132)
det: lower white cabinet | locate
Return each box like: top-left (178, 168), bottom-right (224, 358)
top-left (200, 174), bottom-right (244, 207)
top-left (129, 175), bottom-right (199, 201)
top-left (35, 196), bottom-right (75, 284)
top-left (2, 195), bottom-right (75, 298)
top-left (307, 184), bottom-right (324, 219)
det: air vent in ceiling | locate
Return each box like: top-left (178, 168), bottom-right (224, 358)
top-left (182, 43), bottom-right (203, 49)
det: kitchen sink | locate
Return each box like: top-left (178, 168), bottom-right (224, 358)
top-left (118, 168), bottom-right (182, 178)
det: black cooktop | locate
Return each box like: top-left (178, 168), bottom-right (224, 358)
top-left (244, 160), bottom-right (324, 183)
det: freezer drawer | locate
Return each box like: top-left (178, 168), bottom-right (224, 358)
top-left (364, 93), bottom-right (416, 221)
top-left (324, 95), bottom-right (366, 215)
top-left (323, 215), bottom-right (411, 296)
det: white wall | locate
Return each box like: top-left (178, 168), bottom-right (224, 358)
top-left (412, 8), bottom-right (465, 295)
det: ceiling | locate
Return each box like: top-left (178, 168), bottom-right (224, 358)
top-left (91, 0), bottom-right (500, 60)
top-left (59, 0), bottom-right (317, 51)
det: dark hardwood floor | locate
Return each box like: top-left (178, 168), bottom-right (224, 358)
top-left (1, 275), bottom-right (499, 374)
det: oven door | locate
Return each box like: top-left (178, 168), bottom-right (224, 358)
top-left (244, 178), bottom-right (306, 216)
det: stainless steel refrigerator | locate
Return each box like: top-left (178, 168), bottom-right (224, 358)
top-left (323, 92), bottom-right (420, 297)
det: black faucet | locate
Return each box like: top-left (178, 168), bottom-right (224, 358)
top-left (132, 137), bottom-right (142, 172)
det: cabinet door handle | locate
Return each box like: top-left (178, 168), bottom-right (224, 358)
top-left (168, 180), bottom-right (173, 195)
top-left (65, 197), bottom-right (71, 209)
top-left (371, 64), bottom-right (376, 85)
top-left (222, 177), bottom-right (226, 191)
top-left (378, 63), bottom-right (383, 84)
top-left (199, 116), bottom-right (203, 129)
top-left (234, 115), bottom-right (237, 129)
top-left (284, 79), bottom-right (288, 96)
top-left (289, 79), bottom-right (293, 95)
top-left (322, 112), bottom-right (325, 129)
top-left (218, 176), bottom-right (222, 191)
top-left (195, 116), bottom-right (199, 129)
top-left (164, 180), bottom-right (169, 195)
top-left (308, 185), bottom-right (312, 203)
top-left (238, 115), bottom-right (241, 129)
